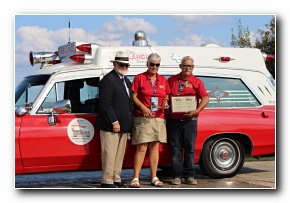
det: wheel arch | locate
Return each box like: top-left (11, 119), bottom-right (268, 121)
top-left (197, 132), bottom-right (253, 163)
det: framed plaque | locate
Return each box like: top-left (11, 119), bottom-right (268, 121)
top-left (170, 95), bottom-right (196, 114)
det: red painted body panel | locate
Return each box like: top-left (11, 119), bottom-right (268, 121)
top-left (15, 105), bottom-right (275, 174)
top-left (16, 114), bottom-right (101, 173)
top-left (15, 116), bottom-right (23, 174)
top-left (195, 106), bottom-right (275, 161)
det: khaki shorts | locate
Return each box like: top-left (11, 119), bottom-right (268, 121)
top-left (132, 117), bottom-right (167, 145)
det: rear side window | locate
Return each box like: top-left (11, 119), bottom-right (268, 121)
top-left (125, 75), bottom-right (260, 108)
top-left (199, 76), bottom-right (260, 108)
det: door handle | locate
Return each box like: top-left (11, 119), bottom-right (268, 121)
top-left (261, 112), bottom-right (269, 118)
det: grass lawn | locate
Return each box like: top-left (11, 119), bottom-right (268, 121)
top-left (245, 155), bottom-right (275, 162)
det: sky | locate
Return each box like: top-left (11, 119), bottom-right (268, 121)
top-left (14, 14), bottom-right (274, 86)
top-left (2, 0), bottom-right (289, 202)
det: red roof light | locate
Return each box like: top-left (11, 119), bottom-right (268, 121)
top-left (265, 54), bottom-right (275, 62)
top-left (70, 54), bottom-right (85, 63)
top-left (213, 56), bottom-right (235, 63)
top-left (76, 44), bottom-right (91, 52)
top-left (220, 57), bottom-right (231, 62)
top-left (262, 53), bottom-right (275, 62)
top-left (50, 60), bottom-right (61, 65)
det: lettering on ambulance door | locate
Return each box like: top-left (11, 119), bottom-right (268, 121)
top-left (20, 77), bottom-right (101, 170)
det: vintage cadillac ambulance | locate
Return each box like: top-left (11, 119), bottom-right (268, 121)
top-left (15, 31), bottom-right (275, 178)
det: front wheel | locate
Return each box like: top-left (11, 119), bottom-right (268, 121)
top-left (199, 136), bottom-right (245, 179)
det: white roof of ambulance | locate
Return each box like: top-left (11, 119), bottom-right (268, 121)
top-left (34, 44), bottom-right (270, 78)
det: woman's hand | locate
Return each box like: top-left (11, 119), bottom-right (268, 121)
top-left (162, 99), bottom-right (170, 109)
top-left (141, 106), bottom-right (153, 117)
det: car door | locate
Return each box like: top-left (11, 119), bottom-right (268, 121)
top-left (19, 77), bottom-right (101, 173)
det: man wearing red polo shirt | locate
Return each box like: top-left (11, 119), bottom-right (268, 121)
top-left (167, 56), bottom-right (209, 185)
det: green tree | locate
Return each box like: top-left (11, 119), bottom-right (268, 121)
top-left (231, 19), bottom-right (252, 48)
top-left (255, 17), bottom-right (275, 78)
top-left (231, 17), bottom-right (275, 78)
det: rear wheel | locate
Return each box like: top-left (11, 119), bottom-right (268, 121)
top-left (199, 136), bottom-right (245, 179)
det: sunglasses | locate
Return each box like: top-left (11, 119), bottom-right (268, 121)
top-left (118, 63), bottom-right (129, 68)
top-left (150, 63), bottom-right (160, 67)
top-left (182, 64), bottom-right (194, 68)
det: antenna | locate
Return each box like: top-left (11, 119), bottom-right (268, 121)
top-left (68, 16), bottom-right (70, 44)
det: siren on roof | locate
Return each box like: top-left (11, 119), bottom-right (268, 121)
top-left (29, 51), bottom-right (59, 67)
top-left (201, 44), bottom-right (221, 48)
top-left (132, 30), bottom-right (148, 46)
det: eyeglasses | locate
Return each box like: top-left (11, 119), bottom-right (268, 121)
top-left (182, 64), bottom-right (194, 68)
top-left (150, 63), bottom-right (160, 67)
top-left (118, 63), bottom-right (129, 68)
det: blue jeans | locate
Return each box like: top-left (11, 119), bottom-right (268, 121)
top-left (168, 117), bottom-right (197, 179)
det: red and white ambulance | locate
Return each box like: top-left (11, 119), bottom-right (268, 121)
top-left (15, 30), bottom-right (275, 178)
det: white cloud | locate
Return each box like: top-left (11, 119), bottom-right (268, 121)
top-left (171, 15), bottom-right (232, 33)
top-left (249, 23), bottom-right (272, 45)
top-left (99, 16), bottom-right (158, 34)
top-left (249, 31), bottom-right (259, 45)
top-left (172, 15), bottom-right (231, 24)
top-left (15, 26), bottom-right (65, 70)
top-left (147, 37), bottom-right (158, 46)
top-left (167, 34), bottom-right (222, 46)
top-left (16, 26), bottom-right (60, 51)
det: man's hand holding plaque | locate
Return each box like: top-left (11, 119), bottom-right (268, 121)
top-left (170, 95), bottom-right (196, 115)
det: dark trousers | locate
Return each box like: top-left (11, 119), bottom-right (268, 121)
top-left (168, 117), bottom-right (197, 179)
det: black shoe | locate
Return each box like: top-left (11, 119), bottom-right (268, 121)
top-left (114, 181), bottom-right (127, 187)
top-left (100, 183), bottom-right (118, 188)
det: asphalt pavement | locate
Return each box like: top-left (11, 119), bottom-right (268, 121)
top-left (15, 161), bottom-right (275, 189)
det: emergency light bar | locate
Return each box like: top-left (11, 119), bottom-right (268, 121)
top-left (57, 42), bottom-right (93, 64)
top-left (29, 42), bottom-right (95, 68)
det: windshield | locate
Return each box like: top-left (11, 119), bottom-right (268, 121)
top-left (15, 75), bottom-right (51, 107)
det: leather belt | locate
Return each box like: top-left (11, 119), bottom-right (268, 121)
top-left (180, 117), bottom-right (193, 121)
top-left (175, 117), bottom-right (198, 121)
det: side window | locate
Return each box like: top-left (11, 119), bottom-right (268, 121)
top-left (80, 79), bottom-right (99, 102)
top-left (199, 76), bottom-right (261, 108)
top-left (37, 84), bottom-right (62, 114)
top-left (37, 77), bottom-right (100, 114)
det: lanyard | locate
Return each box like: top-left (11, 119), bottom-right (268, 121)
top-left (149, 79), bottom-right (157, 96)
top-left (178, 79), bottom-right (188, 95)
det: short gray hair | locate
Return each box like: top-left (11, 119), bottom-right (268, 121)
top-left (147, 53), bottom-right (161, 63)
top-left (181, 56), bottom-right (194, 64)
